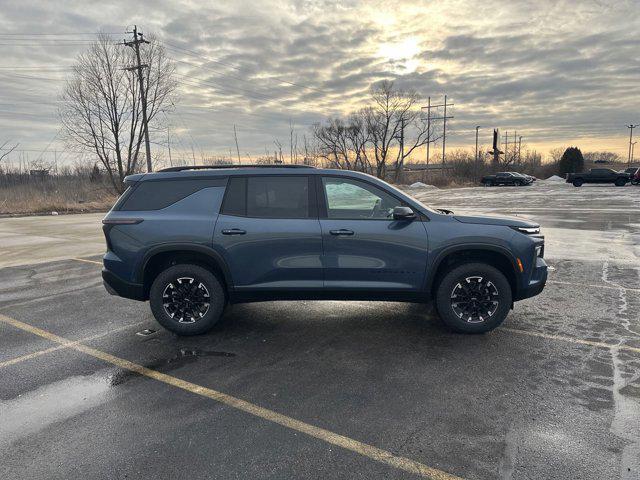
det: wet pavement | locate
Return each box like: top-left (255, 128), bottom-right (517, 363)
top-left (1, 182), bottom-right (639, 479)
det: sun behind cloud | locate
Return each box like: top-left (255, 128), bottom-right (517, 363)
top-left (377, 37), bottom-right (421, 73)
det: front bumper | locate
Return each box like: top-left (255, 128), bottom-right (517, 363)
top-left (515, 256), bottom-right (547, 300)
top-left (102, 268), bottom-right (146, 301)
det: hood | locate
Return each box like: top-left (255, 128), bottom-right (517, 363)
top-left (453, 214), bottom-right (538, 228)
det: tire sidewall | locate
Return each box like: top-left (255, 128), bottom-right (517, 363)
top-left (149, 264), bottom-right (226, 335)
top-left (573, 179), bottom-right (583, 187)
top-left (435, 263), bottom-right (512, 334)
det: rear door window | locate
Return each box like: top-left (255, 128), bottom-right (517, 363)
top-left (221, 176), bottom-right (311, 219)
top-left (247, 176), bottom-right (309, 218)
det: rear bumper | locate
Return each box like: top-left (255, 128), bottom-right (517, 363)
top-left (515, 257), bottom-right (547, 300)
top-left (102, 268), bottom-right (145, 301)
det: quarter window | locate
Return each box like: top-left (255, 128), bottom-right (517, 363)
top-left (120, 178), bottom-right (226, 211)
top-left (322, 177), bottom-right (402, 219)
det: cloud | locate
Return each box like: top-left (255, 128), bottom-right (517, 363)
top-left (0, 0), bottom-right (638, 163)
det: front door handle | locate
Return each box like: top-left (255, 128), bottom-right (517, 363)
top-left (222, 228), bottom-right (246, 235)
top-left (329, 229), bottom-right (354, 236)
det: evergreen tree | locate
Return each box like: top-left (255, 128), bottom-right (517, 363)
top-left (558, 147), bottom-right (584, 174)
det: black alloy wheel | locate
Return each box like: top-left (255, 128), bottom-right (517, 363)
top-left (150, 264), bottom-right (226, 335)
top-left (450, 276), bottom-right (499, 324)
top-left (162, 277), bottom-right (210, 323)
top-left (435, 262), bottom-right (512, 333)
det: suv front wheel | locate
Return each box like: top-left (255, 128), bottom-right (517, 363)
top-left (435, 263), bottom-right (512, 333)
top-left (149, 264), bottom-right (226, 335)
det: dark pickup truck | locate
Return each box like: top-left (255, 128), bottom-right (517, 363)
top-left (566, 168), bottom-right (630, 187)
top-left (481, 172), bottom-right (533, 187)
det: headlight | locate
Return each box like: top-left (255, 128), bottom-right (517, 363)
top-left (512, 226), bottom-right (540, 235)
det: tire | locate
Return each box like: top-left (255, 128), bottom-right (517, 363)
top-left (614, 178), bottom-right (626, 187)
top-left (149, 264), bottom-right (226, 335)
top-left (483, 181), bottom-right (493, 187)
top-left (435, 263), bottom-right (512, 334)
top-left (632, 179), bottom-right (639, 186)
top-left (572, 179), bottom-right (583, 187)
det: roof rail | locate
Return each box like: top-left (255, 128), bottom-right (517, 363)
top-left (158, 164), bottom-right (315, 173)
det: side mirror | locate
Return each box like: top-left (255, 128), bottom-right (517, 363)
top-left (392, 206), bottom-right (416, 220)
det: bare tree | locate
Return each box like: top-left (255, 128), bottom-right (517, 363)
top-left (0, 140), bottom-right (18, 163)
top-left (59, 34), bottom-right (177, 192)
top-left (365, 80), bottom-right (434, 179)
top-left (583, 151), bottom-right (622, 163)
top-left (313, 118), bottom-right (353, 170)
top-left (548, 147), bottom-right (566, 164)
top-left (313, 81), bottom-right (437, 180)
top-left (273, 139), bottom-right (284, 163)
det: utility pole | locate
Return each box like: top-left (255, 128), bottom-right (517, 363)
top-left (627, 124), bottom-right (639, 166)
top-left (518, 136), bottom-right (522, 165)
top-left (420, 95), bottom-right (453, 174)
top-left (233, 124), bottom-right (241, 164)
top-left (425, 96), bottom-right (431, 166)
top-left (397, 117), bottom-right (405, 181)
top-left (475, 126), bottom-right (480, 179)
top-left (632, 141), bottom-right (637, 163)
top-left (124, 25), bottom-right (152, 172)
top-left (504, 131), bottom-right (508, 165)
top-left (167, 125), bottom-right (173, 166)
top-left (442, 95), bottom-right (449, 173)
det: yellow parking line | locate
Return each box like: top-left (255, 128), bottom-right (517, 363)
top-left (0, 313), bottom-right (462, 480)
top-left (503, 327), bottom-right (640, 354)
top-left (0, 321), bottom-right (146, 369)
top-left (0, 344), bottom-right (69, 369)
top-left (71, 257), bottom-right (102, 265)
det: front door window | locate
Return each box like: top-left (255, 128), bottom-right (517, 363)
top-left (322, 177), bottom-right (401, 220)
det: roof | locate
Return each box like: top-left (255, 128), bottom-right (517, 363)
top-left (126, 165), bottom-right (379, 182)
top-left (158, 164), bottom-right (314, 172)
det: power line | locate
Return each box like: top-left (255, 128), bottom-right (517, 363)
top-left (0, 32), bottom-right (122, 36)
top-left (164, 42), bottom-right (325, 94)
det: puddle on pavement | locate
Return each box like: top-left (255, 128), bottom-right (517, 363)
top-left (108, 347), bottom-right (236, 386)
top-left (0, 373), bottom-right (112, 447)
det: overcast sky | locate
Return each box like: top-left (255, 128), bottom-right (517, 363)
top-left (0, 0), bottom-right (638, 165)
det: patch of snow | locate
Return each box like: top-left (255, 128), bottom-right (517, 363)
top-left (544, 175), bottom-right (565, 182)
top-left (408, 182), bottom-right (438, 190)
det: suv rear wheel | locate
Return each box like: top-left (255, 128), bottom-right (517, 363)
top-left (572, 178), bottom-right (583, 187)
top-left (435, 263), bottom-right (512, 333)
top-left (149, 264), bottom-right (226, 335)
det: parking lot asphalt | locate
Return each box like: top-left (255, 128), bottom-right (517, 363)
top-left (1, 182), bottom-right (639, 479)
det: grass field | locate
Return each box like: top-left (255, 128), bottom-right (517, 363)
top-left (0, 174), bottom-right (117, 216)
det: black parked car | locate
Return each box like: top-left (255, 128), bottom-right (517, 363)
top-left (619, 167), bottom-right (639, 178)
top-left (481, 172), bottom-right (533, 187)
top-left (566, 168), bottom-right (630, 187)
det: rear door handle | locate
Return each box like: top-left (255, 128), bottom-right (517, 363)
top-left (222, 228), bottom-right (246, 235)
top-left (329, 229), bottom-right (354, 236)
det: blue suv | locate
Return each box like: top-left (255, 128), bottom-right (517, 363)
top-left (102, 165), bottom-right (547, 335)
